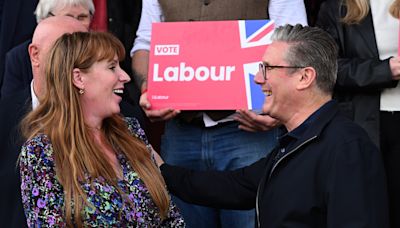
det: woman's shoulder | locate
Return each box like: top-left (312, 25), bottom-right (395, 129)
top-left (124, 117), bottom-right (149, 145)
top-left (21, 133), bottom-right (54, 160)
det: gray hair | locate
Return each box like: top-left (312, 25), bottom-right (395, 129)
top-left (271, 24), bottom-right (338, 95)
top-left (35, 0), bottom-right (95, 23)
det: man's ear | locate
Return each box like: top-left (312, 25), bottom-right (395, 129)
top-left (72, 68), bottom-right (85, 90)
top-left (297, 67), bottom-right (316, 90)
top-left (28, 44), bottom-right (40, 67)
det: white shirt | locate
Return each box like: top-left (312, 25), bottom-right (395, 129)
top-left (371, 0), bottom-right (400, 111)
top-left (30, 80), bottom-right (39, 110)
top-left (131, 0), bottom-right (308, 55)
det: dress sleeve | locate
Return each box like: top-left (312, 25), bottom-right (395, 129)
top-left (160, 201), bottom-right (186, 227)
top-left (125, 117), bottom-right (150, 146)
top-left (19, 134), bottom-right (66, 227)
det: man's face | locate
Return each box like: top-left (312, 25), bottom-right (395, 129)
top-left (254, 41), bottom-right (301, 119)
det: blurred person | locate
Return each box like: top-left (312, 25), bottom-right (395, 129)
top-left (130, 0), bottom-right (307, 227)
top-left (0, 16), bottom-right (87, 228)
top-left (19, 31), bottom-right (185, 227)
top-left (155, 24), bottom-right (389, 228)
top-left (316, 0), bottom-right (400, 226)
top-left (0, 0), bottom-right (93, 99)
top-left (0, 0), bottom-right (37, 99)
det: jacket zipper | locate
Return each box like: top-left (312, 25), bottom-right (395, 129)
top-left (269, 136), bottom-right (317, 178)
top-left (255, 135), bottom-right (317, 227)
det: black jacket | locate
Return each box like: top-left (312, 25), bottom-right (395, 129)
top-left (316, 0), bottom-right (398, 146)
top-left (0, 39), bottom-right (32, 98)
top-left (161, 101), bottom-right (389, 228)
top-left (0, 87), bottom-right (30, 228)
top-left (0, 0), bottom-right (37, 97)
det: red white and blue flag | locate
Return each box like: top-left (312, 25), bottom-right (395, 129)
top-left (147, 20), bottom-right (274, 110)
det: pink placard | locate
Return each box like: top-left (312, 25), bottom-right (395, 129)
top-left (147, 20), bottom-right (274, 110)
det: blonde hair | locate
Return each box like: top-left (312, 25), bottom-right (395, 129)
top-left (342, 0), bottom-right (400, 24)
top-left (21, 32), bottom-right (169, 226)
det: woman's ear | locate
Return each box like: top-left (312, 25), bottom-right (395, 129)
top-left (72, 68), bottom-right (85, 90)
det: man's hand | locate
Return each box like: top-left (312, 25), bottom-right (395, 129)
top-left (390, 57), bottom-right (400, 80)
top-left (234, 110), bottom-right (280, 132)
top-left (151, 147), bottom-right (165, 168)
top-left (139, 92), bottom-right (180, 122)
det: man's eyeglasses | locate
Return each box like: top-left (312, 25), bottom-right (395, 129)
top-left (259, 63), bottom-right (306, 80)
top-left (48, 12), bottom-right (91, 22)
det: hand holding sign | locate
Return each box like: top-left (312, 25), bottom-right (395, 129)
top-left (234, 110), bottom-right (280, 132)
top-left (139, 91), bottom-right (180, 122)
top-left (389, 57), bottom-right (400, 80)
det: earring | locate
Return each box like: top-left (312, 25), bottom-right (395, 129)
top-left (79, 89), bottom-right (85, 95)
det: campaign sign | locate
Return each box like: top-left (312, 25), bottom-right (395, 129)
top-left (148, 20), bottom-right (274, 110)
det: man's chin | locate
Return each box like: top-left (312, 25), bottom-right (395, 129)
top-left (262, 104), bottom-right (271, 115)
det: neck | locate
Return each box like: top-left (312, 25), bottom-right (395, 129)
top-left (283, 95), bottom-right (330, 132)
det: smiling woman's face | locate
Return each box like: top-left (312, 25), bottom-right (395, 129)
top-left (77, 55), bottom-right (131, 120)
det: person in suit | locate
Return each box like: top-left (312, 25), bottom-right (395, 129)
top-left (0, 0), bottom-right (94, 99)
top-left (0, 16), bottom-right (87, 227)
top-left (1, 0), bottom-right (145, 124)
top-left (0, 0), bottom-right (37, 98)
top-left (316, 0), bottom-right (400, 226)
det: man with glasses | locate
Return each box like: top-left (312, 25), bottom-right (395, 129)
top-left (152, 24), bottom-right (389, 228)
top-left (0, 0), bottom-right (94, 98)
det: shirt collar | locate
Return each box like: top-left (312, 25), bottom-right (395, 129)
top-left (30, 80), bottom-right (39, 110)
top-left (278, 100), bottom-right (335, 150)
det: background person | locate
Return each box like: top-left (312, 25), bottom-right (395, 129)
top-left (0, 16), bottom-right (87, 228)
top-left (316, 0), bottom-right (400, 226)
top-left (0, 0), bottom-right (94, 98)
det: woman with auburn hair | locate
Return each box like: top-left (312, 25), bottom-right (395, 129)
top-left (317, 0), bottom-right (400, 227)
top-left (19, 32), bottom-right (185, 227)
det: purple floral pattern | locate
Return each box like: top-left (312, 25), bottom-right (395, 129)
top-left (19, 117), bottom-right (185, 227)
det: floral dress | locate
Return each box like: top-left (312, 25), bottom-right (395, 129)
top-left (19, 117), bottom-right (185, 227)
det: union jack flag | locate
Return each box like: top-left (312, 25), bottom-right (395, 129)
top-left (239, 20), bottom-right (275, 48)
top-left (240, 20), bottom-right (275, 110)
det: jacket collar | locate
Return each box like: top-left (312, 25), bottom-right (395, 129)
top-left (288, 100), bottom-right (338, 150)
top-left (266, 100), bottom-right (339, 181)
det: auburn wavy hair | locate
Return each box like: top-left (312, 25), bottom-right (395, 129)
top-left (341, 0), bottom-right (400, 24)
top-left (21, 32), bottom-right (169, 227)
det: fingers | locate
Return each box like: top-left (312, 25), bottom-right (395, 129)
top-left (150, 146), bottom-right (164, 167)
top-left (389, 57), bottom-right (400, 80)
top-left (139, 92), bottom-right (180, 122)
top-left (234, 110), bottom-right (279, 132)
top-left (146, 109), bottom-right (180, 122)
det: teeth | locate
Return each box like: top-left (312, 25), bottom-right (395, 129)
top-left (113, 89), bottom-right (123, 94)
top-left (264, 90), bottom-right (272, 96)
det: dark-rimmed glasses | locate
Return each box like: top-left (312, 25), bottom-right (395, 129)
top-left (48, 12), bottom-right (91, 22)
top-left (259, 63), bottom-right (306, 80)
